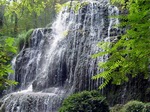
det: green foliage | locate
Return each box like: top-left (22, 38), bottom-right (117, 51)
top-left (110, 104), bottom-right (123, 112)
top-left (121, 101), bottom-right (145, 112)
top-left (143, 103), bottom-right (150, 112)
top-left (0, 0), bottom-right (60, 36)
top-left (15, 29), bottom-right (33, 52)
top-left (111, 101), bottom-right (150, 112)
top-left (0, 37), bottom-right (17, 90)
top-left (55, 1), bottom-right (89, 14)
top-left (92, 0), bottom-right (150, 89)
top-left (55, 3), bottom-right (63, 13)
top-left (59, 91), bottom-right (109, 112)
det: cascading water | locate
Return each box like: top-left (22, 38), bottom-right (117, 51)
top-left (0, 0), bottom-right (119, 111)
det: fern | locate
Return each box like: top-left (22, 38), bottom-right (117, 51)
top-left (93, 0), bottom-right (150, 89)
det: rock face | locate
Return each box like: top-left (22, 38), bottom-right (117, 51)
top-left (105, 75), bottom-right (150, 106)
top-left (1, 0), bottom-right (149, 112)
top-left (0, 92), bottom-right (63, 112)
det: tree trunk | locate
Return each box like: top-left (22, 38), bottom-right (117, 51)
top-left (0, 6), bottom-right (4, 29)
top-left (14, 13), bottom-right (18, 36)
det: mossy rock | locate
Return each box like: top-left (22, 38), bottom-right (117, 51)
top-left (59, 91), bottom-right (109, 112)
top-left (121, 100), bottom-right (145, 112)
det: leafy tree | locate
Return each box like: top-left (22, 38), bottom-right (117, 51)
top-left (0, 0), bottom-right (61, 36)
top-left (0, 37), bottom-right (17, 90)
top-left (92, 0), bottom-right (150, 89)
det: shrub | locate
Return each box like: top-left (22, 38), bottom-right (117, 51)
top-left (59, 91), bottom-right (109, 112)
top-left (143, 103), bottom-right (150, 112)
top-left (110, 104), bottom-right (123, 112)
top-left (121, 100), bottom-right (145, 112)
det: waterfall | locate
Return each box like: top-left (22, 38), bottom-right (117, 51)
top-left (0, 0), bottom-right (119, 112)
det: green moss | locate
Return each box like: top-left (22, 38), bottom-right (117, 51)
top-left (15, 29), bottom-right (34, 52)
top-left (121, 100), bottom-right (145, 112)
top-left (59, 91), bottom-right (109, 112)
